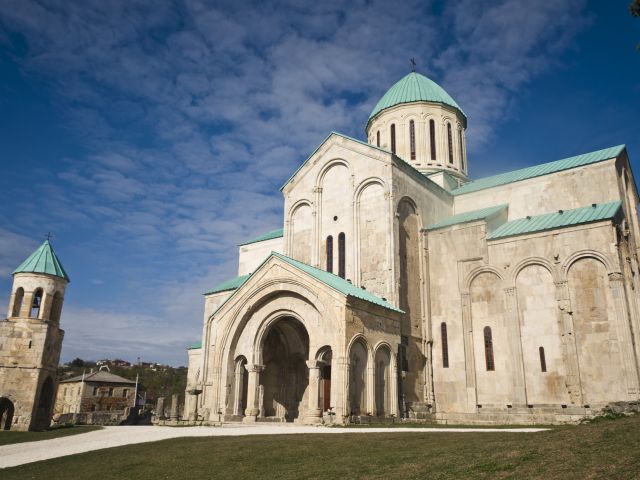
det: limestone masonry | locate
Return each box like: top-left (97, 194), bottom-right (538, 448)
top-left (184, 72), bottom-right (640, 425)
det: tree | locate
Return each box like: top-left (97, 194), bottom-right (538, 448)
top-left (632, 1), bottom-right (640, 50)
top-left (69, 357), bottom-right (85, 367)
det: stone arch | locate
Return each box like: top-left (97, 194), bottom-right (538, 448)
top-left (374, 343), bottom-right (392, 416)
top-left (463, 265), bottom-right (505, 294)
top-left (355, 179), bottom-right (389, 296)
top-left (288, 201), bottom-right (313, 264)
top-left (508, 257), bottom-right (560, 287)
top-left (470, 271), bottom-right (516, 405)
top-left (0, 397), bottom-right (14, 430)
top-left (231, 356), bottom-right (248, 417)
top-left (315, 158), bottom-right (352, 188)
top-left (11, 287), bottom-right (24, 318)
top-left (30, 288), bottom-right (43, 319)
top-left (348, 336), bottom-right (370, 415)
top-left (515, 264), bottom-right (570, 405)
top-left (258, 315), bottom-right (310, 421)
top-left (567, 256), bottom-right (626, 403)
top-left (315, 345), bottom-right (333, 412)
top-left (561, 250), bottom-right (615, 279)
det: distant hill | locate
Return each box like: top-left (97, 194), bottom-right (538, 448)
top-left (58, 358), bottom-right (187, 406)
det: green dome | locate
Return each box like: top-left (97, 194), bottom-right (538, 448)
top-left (368, 72), bottom-right (466, 126)
top-left (12, 240), bottom-right (70, 282)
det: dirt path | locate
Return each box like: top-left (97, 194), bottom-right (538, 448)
top-left (0, 424), bottom-right (548, 469)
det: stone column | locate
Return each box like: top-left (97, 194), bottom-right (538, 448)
top-left (504, 287), bottom-right (527, 406)
top-left (156, 396), bottom-right (165, 420)
top-left (461, 293), bottom-right (478, 410)
top-left (232, 363), bottom-right (245, 416)
top-left (242, 364), bottom-right (264, 423)
top-left (366, 362), bottom-right (375, 416)
top-left (305, 360), bottom-right (322, 423)
top-left (169, 394), bottom-right (179, 421)
top-left (389, 349), bottom-right (399, 418)
top-left (609, 272), bottom-right (640, 396)
top-left (555, 280), bottom-right (583, 405)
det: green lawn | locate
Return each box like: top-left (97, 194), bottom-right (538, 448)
top-left (0, 425), bottom-right (102, 446)
top-left (3, 416), bottom-right (640, 479)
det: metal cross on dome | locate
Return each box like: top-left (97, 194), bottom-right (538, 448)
top-left (45, 232), bottom-right (54, 241)
top-left (410, 58), bottom-right (416, 72)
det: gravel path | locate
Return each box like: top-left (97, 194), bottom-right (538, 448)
top-left (0, 424), bottom-right (548, 469)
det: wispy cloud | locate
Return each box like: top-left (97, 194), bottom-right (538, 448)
top-left (0, 0), bottom-right (589, 364)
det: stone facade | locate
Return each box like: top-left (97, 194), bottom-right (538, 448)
top-left (0, 262), bottom-right (68, 431)
top-left (54, 369), bottom-right (136, 415)
top-left (184, 73), bottom-right (640, 425)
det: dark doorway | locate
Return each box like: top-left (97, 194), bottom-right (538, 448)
top-left (0, 398), bottom-right (14, 430)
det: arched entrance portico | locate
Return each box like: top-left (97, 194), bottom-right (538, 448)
top-left (0, 397), bottom-right (14, 430)
top-left (259, 316), bottom-right (309, 422)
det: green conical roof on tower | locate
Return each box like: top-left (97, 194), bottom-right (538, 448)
top-left (368, 72), bottom-right (466, 126)
top-left (12, 240), bottom-right (70, 282)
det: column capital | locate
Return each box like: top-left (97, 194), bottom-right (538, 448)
top-left (245, 364), bottom-right (265, 373)
top-left (306, 360), bottom-right (321, 369)
top-left (608, 271), bottom-right (624, 283)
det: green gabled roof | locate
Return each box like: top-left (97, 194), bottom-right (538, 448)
top-left (451, 145), bottom-right (626, 196)
top-left (427, 204), bottom-right (508, 231)
top-left (271, 252), bottom-right (402, 313)
top-left (488, 201), bottom-right (622, 240)
top-left (12, 240), bottom-right (70, 281)
top-left (239, 229), bottom-right (284, 246)
top-left (187, 341), bottom-right (202, 350)
top-left (205, 273), bottom-right (251, 295)
top-left (368, 72), bottom-right (466, 126)
top-left (280, 131), bottom-right (392, 191)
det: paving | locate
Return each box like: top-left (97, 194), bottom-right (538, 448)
top-left (0, 424), bottom-right (549, 469)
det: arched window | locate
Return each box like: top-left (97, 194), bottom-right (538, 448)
top-left (376, 130), bottom-right (380, 147)
top-left (12, 287), bottom-right (24, 317)
top-left (458, 128), bottom-right (465, 171)
top-left (338, 232), bottom-right (345, 278)
top-left (539, 346), bottom-right (547, 372)
top-left (390, 124), bottom-right (396, 154)
top-left (447, 123), bottom-right (453, 164)
top-left (429, 119), bottom-right (436, 160)
top-left (409, 120), bottom-right (416, 160)
top-left (483, 326), bottom-right (494, 371)
top-left (326, 235), bottom-right (334, 273)
top-left (30, 288), bottom-right (43, 319)
top-left (441, 322), bottom-right (449, 368)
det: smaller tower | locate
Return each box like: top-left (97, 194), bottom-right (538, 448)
top-left (0, 240), bottom-right (69, 431)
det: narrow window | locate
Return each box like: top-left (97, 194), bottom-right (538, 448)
top-left (390, 124), bottom-right (396, 154)
top-left (376, 130), bottom-right (380, 147)
top-left (28, 340), bottom-right (32, 349)
top-left (409, 120), bottom-right (416, 160)
top-left (108, 388), bottom-right (114, 397)
top-left (338, 232), bottom-right (346, 278)
top-left (326, 235), bottom-right (334, 273)
top-left (64, 387), bottom-right (67, 396)
top-left (483, 326), bottom-right (495, 371)
top-left (447, 123), bottom-right (453, 164)
top-left (458, 128), bottom-right (465, 171)
top-left (12, 287), bottom-right (24, 317)
top-left (429, 119), bottom-right (436, 160)
top-left (539, 346), bottom-right (547, 372)
top-left (122, 389), bottom-right (129, 398)
top-left (30, 288), bottom-right (43, 318)
top-left (93, 387), bottom-right (99, 396)
top-left (441, 322), bottom-right (449, 368)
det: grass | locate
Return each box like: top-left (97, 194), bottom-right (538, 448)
top-left (3, 415), bottom-right (640, 479)
top-left (0, 425), bottom-right (102, 446)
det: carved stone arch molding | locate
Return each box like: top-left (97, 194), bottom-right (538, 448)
top-left (508, 257), bottom-right (561, 287)
top-left (315, 158), bottom-right (353, 188)
top-left (354, 177), bottom-right (387, 204)
top-left (346, 333), bottom-right (373, 363)
top-left (252, 309), bottom-right (311, 366)
top-left (462, 265), bottom-right (504, 295)
top-left (560, 249), bottom-right (617, 280)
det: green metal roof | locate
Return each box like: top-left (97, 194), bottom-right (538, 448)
top-left (205, 273), bottom-right (251, 295)
top-left (12, 240), bottom-right (70, 281)
top-left (427, 204), bottom-right (508, 231)
top-left (368, 72), bottom-right (466, 126)
top-left (488, 201), bottom-right (622, 240)
top-left (271, 252), bottom-right (402, 313)
top-left (188, 341), bottom-right (202, 350)
top-left (239, 228), bottom-right (283, 246)
top-left (280, 131), bottom-right (391, 191)
top-left (451, 145), bottom-right (626, 196)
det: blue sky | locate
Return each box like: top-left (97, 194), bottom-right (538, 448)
top-left (1, 0), bottom-right (638, 366)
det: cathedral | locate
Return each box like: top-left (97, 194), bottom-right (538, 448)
top-left (184, 71), bottom-right (640, 425)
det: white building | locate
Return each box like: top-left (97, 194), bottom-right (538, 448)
top-left (184, 71), bottom-right (640, 425)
